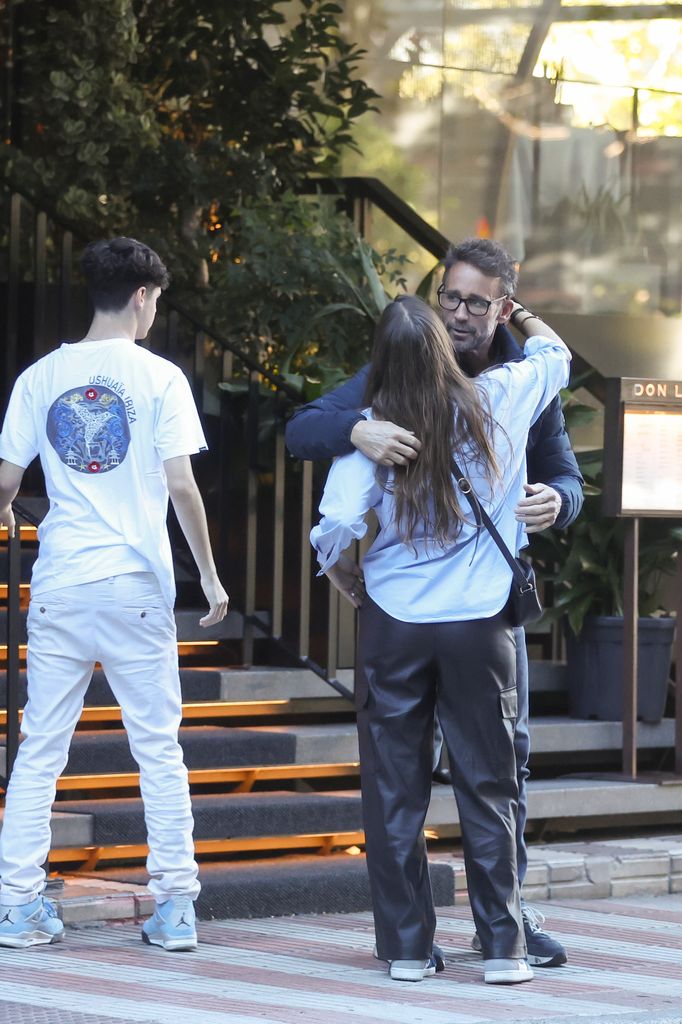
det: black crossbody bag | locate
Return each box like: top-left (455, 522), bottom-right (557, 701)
top-left (451, 457), bottom-right (543, 628)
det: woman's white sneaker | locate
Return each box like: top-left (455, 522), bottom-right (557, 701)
top-left (484, 958), bottom-right (534, 984)
top-left (389, 958), bottom-right (437, 982)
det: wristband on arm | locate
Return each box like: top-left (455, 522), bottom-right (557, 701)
top-left (510, 305), bottom-right (544, 328)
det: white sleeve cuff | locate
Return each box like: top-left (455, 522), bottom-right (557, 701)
top-left (311, 519), bottom-right (369, 574)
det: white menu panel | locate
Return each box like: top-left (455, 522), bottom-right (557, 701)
top-left (621, 408), bottom-right (682, 513)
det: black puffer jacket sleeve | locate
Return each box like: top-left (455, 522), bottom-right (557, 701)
top-left (285, 366), bottom-right (370, 461)
top-left (527, 395), bottom-right (584, 529)
top-left (285, 340), bottom-right (584, 530)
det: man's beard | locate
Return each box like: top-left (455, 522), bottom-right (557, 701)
top-left (446, 323), bottom-right (487, 354)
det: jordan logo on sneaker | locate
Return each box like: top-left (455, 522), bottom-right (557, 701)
top-left (177, 912), bottom-right (192, 927)
top-left (0, 911), bottom-right (13, 925)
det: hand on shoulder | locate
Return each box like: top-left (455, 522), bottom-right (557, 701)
top-left (350, 419), bottom-right (422, 467)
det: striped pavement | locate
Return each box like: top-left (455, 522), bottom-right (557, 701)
top-left (1, 895), bottom-right (682, 1024)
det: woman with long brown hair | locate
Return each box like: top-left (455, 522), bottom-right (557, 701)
top-left (311, 294), bottom-right (570, 985)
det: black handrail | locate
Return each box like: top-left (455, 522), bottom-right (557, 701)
top-left (5, 170), bottom-right (451, 260)
top-left (163, 296), bottom-right (302, 400)
top-left (299, 178), bottom-right (607, 398)
top-left (0, 174), bottom-right (604, 400)
top-left (0, 180), bottom-right (302, 403)
top-left (300, 176), bottom-right (450, 259)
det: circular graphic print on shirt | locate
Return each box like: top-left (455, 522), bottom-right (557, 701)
top-left (46, 384), bottom-right (131, 474)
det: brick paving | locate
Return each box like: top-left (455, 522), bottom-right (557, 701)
top-left (2, 895), bottom-right (682, 1024)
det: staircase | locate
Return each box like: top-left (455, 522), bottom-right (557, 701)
top-left (2, 518), bottom-right (681, 921)
top-left (2, 184), bottom-right (681, 923)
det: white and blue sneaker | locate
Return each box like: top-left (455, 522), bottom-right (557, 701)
top-left (141, 896), bottom-right (197, 952)
top-left (521, 904), bottom-right (567, 967)
top-left (472, 904), bottom-right (567, 967)
top-left (0, 896), bottom-right (65, 948)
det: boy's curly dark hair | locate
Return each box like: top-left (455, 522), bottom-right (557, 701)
top-left (81, 237), bottom-right (169, 312)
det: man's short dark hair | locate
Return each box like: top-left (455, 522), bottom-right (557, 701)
top-left (81, 237), bottom-right (170, 312)
top-left (444, 238), bottom-right (518, 297)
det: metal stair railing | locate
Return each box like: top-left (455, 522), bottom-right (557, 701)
top-left (1, 502), bottom-right (40, 788)
top-left (299, 176), bottom-right (451, 259)
top-left (1, 522), bottom-right (20, 788)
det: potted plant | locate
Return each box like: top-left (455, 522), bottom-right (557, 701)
top-left (530, 389), bottom-right (682, 723)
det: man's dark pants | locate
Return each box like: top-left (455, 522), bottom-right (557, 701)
top-left (513, 625), bottom-right (530, 886)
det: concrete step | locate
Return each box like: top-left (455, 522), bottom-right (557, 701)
top-left (530, 716), bottom-right (675, 753)
top-left (52, 791), bottom-right (365, 846)
top-left (36, 875), bottom-right (155, 927)
top-left (2, 716), bottom-right (674, 783)
top-left (0, 647), bottom-right (564, 697)
top-left (1, 725), bottom-right (356, 781)
top-left (75, 717), bottom-right (674, 773)
top-left (0, 680), bottom-right (352, 741)
top-left (78, 831), bottom-right (682, 920)
top-left (85, 854), bottom-right (456, 921)
top-left (216, 667), bottom-right (354, 701)
top-left (59, 725), bottom-right (347, 775)
top-left (0, 667), bottom-right (349, 709)
top-left (11, 776), bottom-right (682, 866)
top-left (42, 831), bottom-right (682, 922)
top-left (0, 667), bottom-right (227, 709)
top-left (0, 661), bottom-right (573, 710)
top-left (426, 776), bottom-right (682, 832)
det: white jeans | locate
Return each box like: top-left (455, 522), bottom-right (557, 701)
top-left (0, 572), bottom-right (200, 905)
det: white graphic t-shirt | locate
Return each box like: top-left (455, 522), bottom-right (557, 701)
top-left (0, 337), bottom-right (208, 606)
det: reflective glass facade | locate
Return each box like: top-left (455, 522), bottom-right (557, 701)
top-left (338, 0), bottom-right (682, 339)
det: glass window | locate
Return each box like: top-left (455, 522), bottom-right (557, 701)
top-left (337, 0), bottom-right (682, 336)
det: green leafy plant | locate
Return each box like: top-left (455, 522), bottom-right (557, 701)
top-left (529, 383), bottom-right (682, 636)
top-left (2, 0), bottom-right (407, 387)
top-left (207, 190), bottom-right (408, 397)
top-left (2, 0), bottom-right (379, 287)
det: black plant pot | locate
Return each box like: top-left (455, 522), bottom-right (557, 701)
top-left (565, 615), bottom-right (675, 723)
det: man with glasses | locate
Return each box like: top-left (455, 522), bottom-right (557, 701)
top-left (285, 236), bottom-right (583, 969)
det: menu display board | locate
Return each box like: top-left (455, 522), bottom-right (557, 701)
top-left (603, 378), bottom-right (682, 517)
top-left (621, 408), bottom-right (682, 514)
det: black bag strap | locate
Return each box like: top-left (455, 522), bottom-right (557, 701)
top-left (451, 456), bottom-right (534, 593)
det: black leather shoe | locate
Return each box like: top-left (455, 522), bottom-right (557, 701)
top-left (432, 767), bottom-right (452, 785)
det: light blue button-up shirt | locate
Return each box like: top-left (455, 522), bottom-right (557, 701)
top-left (310, 335), bottom-right (571, 623)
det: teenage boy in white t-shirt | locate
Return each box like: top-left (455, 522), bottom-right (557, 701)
top-left (0, 237), bottom-right (228, 951)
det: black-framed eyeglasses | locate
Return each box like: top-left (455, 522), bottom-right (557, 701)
top-left (437, 287), bottom-right (508, 316)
